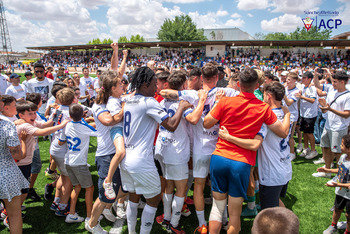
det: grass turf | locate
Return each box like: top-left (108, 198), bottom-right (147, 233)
top-left (0, 137), bottom-right (345, 234)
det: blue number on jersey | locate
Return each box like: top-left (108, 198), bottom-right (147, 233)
top-left (203, 104), bottom-right (210, 115)
top-left (279, 124), bottom-right (292, 152)
top-left (124, 111), bottom-right (131, 137)
top-left (66, 136), bottom-right (81, 152)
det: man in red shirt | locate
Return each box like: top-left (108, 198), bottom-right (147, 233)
top-left (203, 68), bottom-right (290, 234)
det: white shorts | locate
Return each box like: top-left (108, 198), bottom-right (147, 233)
top-left (320, 128), bottom-right (348, 153)
top-left (51, 155), bottom-right (68, 176)
top-left (154, 153), bottom-right (165, 176)
top-left (164, 163), bottom-right (189, 181)
top-left (120, 169), bottom-right (161, 199)
top-left (192, 154), bottom-right (211, 178)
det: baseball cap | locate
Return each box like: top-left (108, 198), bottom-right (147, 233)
top-left (24, 71), bottom-right (33, 77)
top-left (9, 73), bottom-right (21, 79)
top-left (281, 71), bottom-right (289, 76)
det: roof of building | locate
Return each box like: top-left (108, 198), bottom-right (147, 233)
top-left (26, 39), bottom-right (350, 51)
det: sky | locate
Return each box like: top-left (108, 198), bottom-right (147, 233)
top-left (3, 0), bottom-right (350, 52)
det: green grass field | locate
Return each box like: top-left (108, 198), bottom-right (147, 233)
top-left (0, 136), bottom-right (345, 234)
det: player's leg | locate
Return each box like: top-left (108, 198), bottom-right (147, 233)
top-left (170, 179), bottom-right (187, 228)
top-left (227, 196), bottom-right (244, 234)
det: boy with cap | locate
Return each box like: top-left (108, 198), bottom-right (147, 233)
top-left (5, 73), bottom-right (27, 102)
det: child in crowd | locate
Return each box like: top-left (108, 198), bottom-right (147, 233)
top-left (49, 88), bottom-right (76, 216)
top-left (0, 95), bottom-right (18, 122)
top-left (15, 101), bottom-right (69, 208)
top-left (318, 134), bottom-right (350, 234)
top-left (58, 104), bottom-right (97, 223)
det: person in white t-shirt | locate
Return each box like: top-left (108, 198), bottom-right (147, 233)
top-left (73, 73), bottom-right (90, 105)
top-left (21, 72), bottom-right (33, 91)
top-left (27, 63), bottom-right (54, 114)
top-left (295, 71), bottom-right (318, 159)
top-left (121, 67), bottom-right (191, 234)
top-left (0, 74), bottom-right (8, 95)
top-left (58, 104), bottom-right (97, 223)
top-left (313, 71), bottom-right (350, 178)
top-left (80, 68), bottom-right (96, 107)
top-left (283, 72), bottom-right (300, 160)
top-left (5, 73), bottom-right (27, 102)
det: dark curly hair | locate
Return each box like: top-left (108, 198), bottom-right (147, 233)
top-left (130, 67), bottom-right (155, 91)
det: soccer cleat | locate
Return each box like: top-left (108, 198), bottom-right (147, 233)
top-left (102, 208), bottom-right (116, 222)
top-left (169, 223), bottom-right (185, 234)
top-left (194, 224), bottom-right (208, 234)
top-left (185, 197), bottom-right (194, 205)
top-left (44, 183), bottom-right (55, 200)
top-left (323, 225), bottom-right (337, 234)
top-left (21, 205), bottom-right (26, 211)
top-left (102, 179), bottom-right (116, 200)
top-left (27, 188), bottom-right (41, 202)
top-left (289, 153), bottom-right (296, 161)
top-left (115, 203), bottom-right (127, 219)
top-left (313, 157), bottom-right (325, 164)
top-left (3, 216), bottom-right (9, 229)
top-left (50, 202), bottom-right (59, 211)
top-left (55, 207), bottom-right (69, 217)
top-left (181, 203), bottom-right (191, 217)
top-left (312, 172), bottom-right (332, 178)
top-left (156, 214), bottom-right (170, 228)
top-left (305, 150), bottom-right (318, 159)
top-left (296, 144), bottom-right (303, 154)
top-left (0, 209), bottom-right (7, 220)
top-left (300, 148), bottom-right (311, 157)
top-left (241, 206), bottom-right (258, 217)
top-left (65, 213), bottom-right (84, 223)
top-left (85, 221), bottom-right (108, 234)
top-left (45, 169), bottom-right (60, 180)
top-left (337, 221), bottom-right (346, 230)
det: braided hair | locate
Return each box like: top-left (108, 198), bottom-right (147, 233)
top-left (130, 67), bottom-right (155, 91)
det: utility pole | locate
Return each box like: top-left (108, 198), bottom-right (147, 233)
top-left (0, 0), bottom-right (12, 65)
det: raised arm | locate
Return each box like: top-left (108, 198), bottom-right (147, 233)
top-left (33, 119), bottom-right (70, 136)
top-left (161, 100), bottom-right (192, 132)
top-left (219, 126), bottom-right (263, 151)
top-left (118, 50), bottom-right (128, 78)
top-left (110, 42), bottom-right (119, 71)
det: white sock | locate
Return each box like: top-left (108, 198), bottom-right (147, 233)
top-left (186, 170), bottom-right (194, 196)
top-left (163, 193), bottom-right (173, 221)
top-left (54, 197), bottom-right (60, 204)
top-left (140, 204), bottom-right (157, 234)
top-left (196, 210), bottom-right (206, 227)
top-left (248, 201), bottom-right (256, 209)
top-left (58, 203), bottom-right (67, 210)
top-left (127, 201), bottom-right (139, 233)
top-left (170, 196), bottom-right (185, 227)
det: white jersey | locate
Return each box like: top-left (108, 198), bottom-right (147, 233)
top-left (27, 78), bottom-right (54, 114)
top-left (121, 94), bottom-right (169, 173)
top-left (324, 89), bottom-right (350, 131)
top-left (91, 103), bottom-right (115, 156)
top-left (106, 96), bottom-right (123, 128)
top-left (60, 121), bottom-right (97, 166)
top-left (78, 83), bottom-right (88, 103)
top-left (258, 108), bottom-right (292, 186)
top-left (0, 75), bottom-right (8, 95)
top-left (300, 84), bottom-right (318, 118)
top-left (179, 87), bottom-right (239, 155)
top-left (22, 80), bottom-right (29, 90)
top-left (80, 77), bottom-right (96, 97)
top-left (49, 105), bottom-right (70, 157)
top-left (156, 99), bottom-right (190, 165)
top-left (284, 87), bottom-right (299, 122)
top-left (5, 84), bottom-right (27, 100)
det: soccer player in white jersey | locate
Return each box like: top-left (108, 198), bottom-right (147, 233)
top-left (121, 67), bottom-right (191, 234)
top-left (283, 72), bottom-right (300, 160)
top-left (156, 70), bottom-right (207, 233)
top-left (58, 104), bottom-right (97, 223)
top-left (160, 63), bottom-right (239, 233)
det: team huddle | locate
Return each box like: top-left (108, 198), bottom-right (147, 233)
top-left (1, 42), bottom-right (350, 234)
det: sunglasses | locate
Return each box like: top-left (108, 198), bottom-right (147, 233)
top-left (35, 70), bottom-right (45, 73)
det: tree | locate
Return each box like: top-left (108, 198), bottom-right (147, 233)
top-left (118, 36), bottom-right (129, 43)
top-left (157, 15), bottom-right (207, 41)
top-left (262, 26), bottom-right (332, 41)
top-left (130, 34), bottom-right (145, 42)
top-left (87, 38), bottom-right (113, 44)
top-left (254, 32), bottom-right (265, 40)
